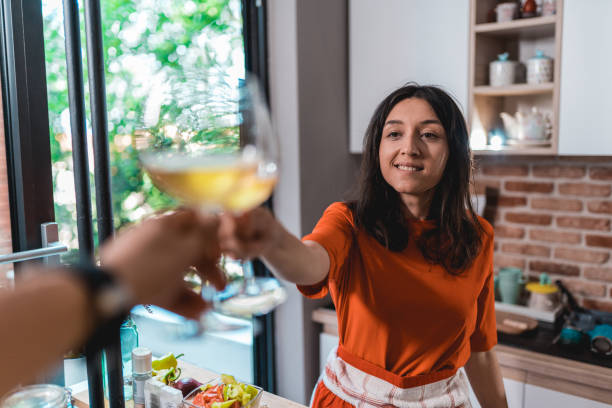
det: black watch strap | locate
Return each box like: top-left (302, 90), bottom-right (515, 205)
top-left (68, 263), bottom-right (132, 353)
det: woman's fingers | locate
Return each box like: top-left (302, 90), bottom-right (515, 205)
top-left (164, 287), bottom-right (210, 320)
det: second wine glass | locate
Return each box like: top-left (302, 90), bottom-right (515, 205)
top-left (135, 72), bottom-right (286, 329)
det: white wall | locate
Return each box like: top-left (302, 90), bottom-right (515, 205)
top-left (268, 0), bottom-right (360, 403)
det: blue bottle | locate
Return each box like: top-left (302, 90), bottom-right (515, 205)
top-left (102, 316), bottom-right (139, 401)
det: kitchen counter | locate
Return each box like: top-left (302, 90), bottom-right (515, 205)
top-left (72, 360), bottom-right (306, 408)
top-left (312, 307), bottom-right (612, 405)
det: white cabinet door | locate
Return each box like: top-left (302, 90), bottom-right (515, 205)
top-left (349, 0), bottom-right (470, 153)
top-left (558, 0), bottom-right (612, 155)
top-left (524, 384), bottom-right (612, 408)
top-left (319, 333), bottom-right (339, 373)
top-left (466, 373), bottom-right (524, 408)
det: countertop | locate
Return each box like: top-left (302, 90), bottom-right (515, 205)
top-left (73, 360), bottom-right (306, 408)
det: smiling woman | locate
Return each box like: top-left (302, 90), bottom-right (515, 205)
top-left (216, 83), bottom-right (508, 407)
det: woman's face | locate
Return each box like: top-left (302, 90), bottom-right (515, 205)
top-left (378, 98), bottom-right (449, 202)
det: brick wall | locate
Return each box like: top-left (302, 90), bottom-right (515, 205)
top-left (474, 156), bottom-right (612, 313)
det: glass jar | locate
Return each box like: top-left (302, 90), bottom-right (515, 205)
top-left (102, 315), bottom-right (139, 400)
top-left (0, 384), bottom-right (70, 408)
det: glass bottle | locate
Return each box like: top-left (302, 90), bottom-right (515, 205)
top-left (132, 347), bottom-right (152, 408)
top-left (102, 315), bottom-right (139, 401)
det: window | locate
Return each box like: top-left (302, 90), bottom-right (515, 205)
top-left (1, 0), bottom-right (273, 398)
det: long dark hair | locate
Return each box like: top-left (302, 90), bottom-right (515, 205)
top-left (349, 84), bottom-right (484, 275)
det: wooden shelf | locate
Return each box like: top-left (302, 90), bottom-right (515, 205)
top-left (475, 15), bottom-right (556, 37)
top-left (473, 145), bottom-right (555, 155)
top-left (474, 83), bottom-right (554, 96)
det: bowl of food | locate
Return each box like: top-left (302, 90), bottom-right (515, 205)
top-left (183, 374), bottom-right (262, 408)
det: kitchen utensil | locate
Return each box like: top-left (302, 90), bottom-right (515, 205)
top-left (527, 273), bottom-right (560, 312)
top-left (498, 267), bottom-right (526, 304)
top-left (496, 2), bottom-right (518, 22)
top-left (588, 324), bottom-right (612, 355)
top-left (496, 310), bottom-right (538, 335)
top-left (500, 107), bottom-right (551, 141)
top-left (527, 50), bottom-right (553, 84)
top-left (490, 52), bottom-right (516, 86)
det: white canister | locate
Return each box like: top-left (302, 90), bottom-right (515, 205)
top-left (496, 2), bottom-right (517, 22)
top-left (490, 52), bottom-right (516, 87)
top-left (527, 50), bottom-right (553, 84)
top-left (542, 0), bottom-right (556, 16)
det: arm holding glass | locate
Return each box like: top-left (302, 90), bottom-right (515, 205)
top-left (219, 207), bottom-right (329, 286)
top-left (0, 210), bottom-right (222, 397)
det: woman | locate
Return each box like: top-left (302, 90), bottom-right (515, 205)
top-left (220, 84), bottom-right (507, 407)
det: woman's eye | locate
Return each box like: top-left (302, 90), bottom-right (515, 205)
top-left (388, 131), bottom-right (401, 139)
top-left (421, 132), bottom-right (438, 139)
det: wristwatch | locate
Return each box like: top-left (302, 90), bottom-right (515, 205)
top-left (69, 263), bottom-right (134, 352)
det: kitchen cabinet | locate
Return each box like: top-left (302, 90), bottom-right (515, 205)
top-left (348, 0), bottom-right (470, 153)
top-left (467, 376), bottom-right (524, 408)
top-left (557, 0), bottom-right (612, 155)
top-left (524, 384), bottom-right (612, 408)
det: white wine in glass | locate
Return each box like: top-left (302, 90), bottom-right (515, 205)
top-left (136, 74), bottom-right (286, 329)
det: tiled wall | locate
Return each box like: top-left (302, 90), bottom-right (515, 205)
top-left (474, 156), bottom-right (612, 313)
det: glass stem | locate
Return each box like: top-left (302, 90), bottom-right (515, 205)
top-left (242, 260), bottom-right (260, 296)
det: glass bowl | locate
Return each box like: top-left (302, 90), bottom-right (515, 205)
top-left (183, 377), bottom-right (262, 408)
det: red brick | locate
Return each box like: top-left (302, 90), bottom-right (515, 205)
top-left (559, 183), bottom-right (611, 197)
top-left (506, 212), bottom-right (552, 226)
top-left (501, 242), bottom-right (551, 257)
top-left (589, 166), bottom-right (612, 181)
top-left (533, 165), bottom-right (586, 178)
top-left (505, 181), bottom-right (554, 194)
top-left (494, 254), bottom-right (526, 270)
top-left (531, 198), bottom-right (582, 212)
top-left (482, 164), bottom-right (529, 177)
top-left (529, 229), bottom-right (581, 244)
top-left (582, 298), bottom-right (612, 313)
top-left (529, 260), bottom-right (580, 276)
top-left (554, 247), bottom-right (610, 264)
top-left (560, 279), bottom-right (607, 297)
top-left (585, 234), bottom-right (612, 249)
top-left (587, 201), bottom-right (612, 215)
top-left (472, 179), bottom-right (501, 195)
top-left (494, 225), bottom-right (525, 239)
top-left (556, 216), bottom-right (610, 231)
top-left (584, 267), bottom-right (612, 283)
top-left (497, 196), bottom-right (528, 207)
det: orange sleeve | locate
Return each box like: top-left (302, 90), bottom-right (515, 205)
top-left (297, 202), bottom-right (354, 299)
top-left (470, 233), bottom-right (498, 352)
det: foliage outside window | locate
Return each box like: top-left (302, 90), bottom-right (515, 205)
top-left (42, 0), bottom-right (244, 249)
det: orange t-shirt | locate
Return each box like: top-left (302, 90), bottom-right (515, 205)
top-left (299, 202), bottom-right (497, 388)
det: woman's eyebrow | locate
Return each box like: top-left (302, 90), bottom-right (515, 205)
top-left (384, 119), bottom-right (403, 127)
top-left (419, 119), bottom-right (442, 126)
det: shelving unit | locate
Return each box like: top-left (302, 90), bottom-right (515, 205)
top-left (468, 0), bottom-right (564, 155)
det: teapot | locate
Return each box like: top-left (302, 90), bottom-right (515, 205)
top-left (500, 107), bottom-right (551, 141)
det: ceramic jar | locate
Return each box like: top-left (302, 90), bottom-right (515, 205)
top-left (542, 0), bottom-right (556, 16)
top-left (490, 52), bottom-right (516, 87)
top-left (527, 50), bottom-right (553, 84)
top-left (496, 2), bottom-right (517, 22)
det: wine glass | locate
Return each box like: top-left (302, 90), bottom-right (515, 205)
top-left (134, 71), bottom-right (286, 331)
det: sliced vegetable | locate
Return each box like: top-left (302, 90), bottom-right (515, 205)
top-left (152, 352), bottom-right (184, 371)
top-left (221, 374), bottom-right (237, 385)
top-left (173, 377), bottom-right (203, 397)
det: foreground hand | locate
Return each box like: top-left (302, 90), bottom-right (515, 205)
top-left (218, 207), bottom-right (280, 261)
top-left (100, 209), bottom-right (226, 319)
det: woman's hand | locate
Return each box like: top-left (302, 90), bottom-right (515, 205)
top-left (218, 207), bottom-right (282, 261)
top-left (100, 209), bottom-right (226, 319)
